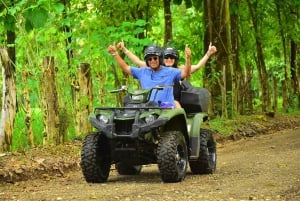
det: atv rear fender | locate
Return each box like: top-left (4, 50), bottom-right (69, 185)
top-left (186, 112), bottom-right (208, 159)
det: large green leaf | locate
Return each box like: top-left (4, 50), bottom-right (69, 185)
top-left (173, 0), bottom-right (183, 5)
top-left (3, 14), bottom-right (16, 31)
top-left (185, 0), bottom-right (192, 8)
top-left (23, 7), bottom-right (49, 31)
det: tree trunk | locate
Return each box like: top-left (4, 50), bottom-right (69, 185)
top-left (224, 0), bottom-right (237, 118)
top-left (231, 0), bottom-right (244, 115)
top-left (60, 0), bottom-right (77, 109)
top-left (0, 47), bottom-right (17, 152)
top-left (290, 40), bottom-right (300, 109)
top-left (244, 62), bottom-right (253, 113)
top-left (163, 0), bottom-right (172, 46)
top-left (110, 63), bottom-right (124, 106)
top-left (41, 56), bottom-right (60, 145)
top-left (96, 71), bottom-right (106, 105)
top-left (204, 0), bottom-right (232, 117)
top-left (246, 0), bottom-right (270, 112)
top-left (275, 2), bottom-right (289, 112)
top-left (75, 63), bottom-right (93, 136)
top-left (203, 0), bottom-right (214, 117)
top-left (21, 70), bottom-right (34, 147)
top-left (272, 75), bottom-right (278, 112)
top-left (218, 65), bottom-right (228, 119)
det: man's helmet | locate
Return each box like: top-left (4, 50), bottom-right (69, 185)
top-left (143, 44), bottom-right (163, 66)
top-left (163, 47), bottom-right (179, 68)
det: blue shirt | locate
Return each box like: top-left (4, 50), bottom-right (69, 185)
top-left (130, 66), bottom-right (182, 106)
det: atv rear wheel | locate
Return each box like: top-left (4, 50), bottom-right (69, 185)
top-left (157, 131), bottom-right (188, 182)
top-left (115, 163), bottom-right (142, 175)
top-left (80, 132), bottom-right (111, 183)
top-left (189, 128), bottom-right (217, 174)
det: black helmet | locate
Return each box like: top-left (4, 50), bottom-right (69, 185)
top-left (143, 44), bottom-right (163, 66)
top-left (163, 47), bottom-right (179, 67)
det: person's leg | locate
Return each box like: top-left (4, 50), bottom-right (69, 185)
top-left (174, 100), bottom-right (182, 108)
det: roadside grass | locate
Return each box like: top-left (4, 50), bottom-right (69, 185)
top-left (208, 117), bottom-right (241, 136)
top-left (12, 109), bottom-right (44, 151)
top-left (207, 110), bottom-right (300, 136)
top-left (11, 108), bottom-right (76, 152)
top-left (207, 115), bottom-right (255, 136)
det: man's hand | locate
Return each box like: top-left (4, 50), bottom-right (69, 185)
top-left (107, 45), bottom-right (117, 55)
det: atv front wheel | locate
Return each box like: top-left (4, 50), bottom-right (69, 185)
top-left (157, 131), bottom-right (188, 182)
top-left (189, 128), bottom-right (217, 174)
top-left (116, 163), bottom-right (142, 175)
top-left (80, 132), bottom-right (111, 183)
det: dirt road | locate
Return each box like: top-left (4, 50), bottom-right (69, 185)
top-left (1, 128), bottom-right (299, 201)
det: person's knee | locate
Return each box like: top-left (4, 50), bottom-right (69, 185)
top-left (174, 100), bottom-right (182, 108)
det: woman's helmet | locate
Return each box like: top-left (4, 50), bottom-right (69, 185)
top-left (143, 44), bottom-right (163, 66)
top-left (163, 47), bottom-right (179, 68)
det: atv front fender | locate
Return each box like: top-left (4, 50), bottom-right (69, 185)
top-left (139, 108), bottom-right (187, 133)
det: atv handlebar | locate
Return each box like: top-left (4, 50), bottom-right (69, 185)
top-left (109, 85), bottom-right (173, 94)
top-left (109, 85), bottom-right (128, 93)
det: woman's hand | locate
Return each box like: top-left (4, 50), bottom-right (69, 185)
top-left (117, 41), bottom-right (125, 51)
top-left (185, 45), bottom-right (191, 59)
top-left (207, 42), bottom-right (217, 57)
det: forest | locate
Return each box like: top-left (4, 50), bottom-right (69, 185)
top-left (0, 0), bottom-right (299, 152)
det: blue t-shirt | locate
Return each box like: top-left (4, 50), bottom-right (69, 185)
top-left (130, 66), bottom-right (182, 106)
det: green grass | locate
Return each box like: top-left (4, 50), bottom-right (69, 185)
top-left (11, 108), bottom-right (77, 151)
top-left (207, 117), bottom-right (244, 136)
top-left (11, 108), bottom-right (44, 151)
top-left (208, 110), bottom-right (300, 136)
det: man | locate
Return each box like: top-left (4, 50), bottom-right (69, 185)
top-left (117, 42), bottom-right (217, 108)
top-left (107, 44), bottom-right (191, 108)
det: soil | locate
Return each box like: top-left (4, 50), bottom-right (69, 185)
top-left (0, 114), bottom-right (299, 201)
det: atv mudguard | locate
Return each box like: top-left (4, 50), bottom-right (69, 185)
top-left (126, 107), bottom-right (189, 141)
top-left (186, 112), bottom-right (208, 159)
top-left (157, 108), bottom-right (189, 136)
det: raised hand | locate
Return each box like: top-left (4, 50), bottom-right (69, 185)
top-left (207, 42), bottom-right (217, 57)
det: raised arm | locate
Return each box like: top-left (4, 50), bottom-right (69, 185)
top-left (180, 45), bottom-right (191, 79)
top-left (107, 45), bottom-right (131, 74)
top-left (117, 41), bottom-right (146, 67)
top-left (191, 42), bottom-right (217, 73)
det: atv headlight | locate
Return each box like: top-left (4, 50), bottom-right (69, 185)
top-left (145, 114), bottom-right (156, 123)
top-left (97, 114), bottom-right (109, 124)
top-left (131, 94), bottom-right (144, 101)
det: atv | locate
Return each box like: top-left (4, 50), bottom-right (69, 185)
top-left (80, 85), bottom-right (217, 183)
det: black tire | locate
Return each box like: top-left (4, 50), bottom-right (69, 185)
top-left (80, 132), bottom-right (111, 183)
top-left (115, 163), bottom-right (142, 175)
top-left (157, 131), bottom-right (188, 182)
top-left (189, 128), bottom-right (217, 174)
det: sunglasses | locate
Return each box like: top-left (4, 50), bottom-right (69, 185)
top-left (147, 56), bottom-right (159, 61)
top-left (164, 55), bottom-right (175, 59)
